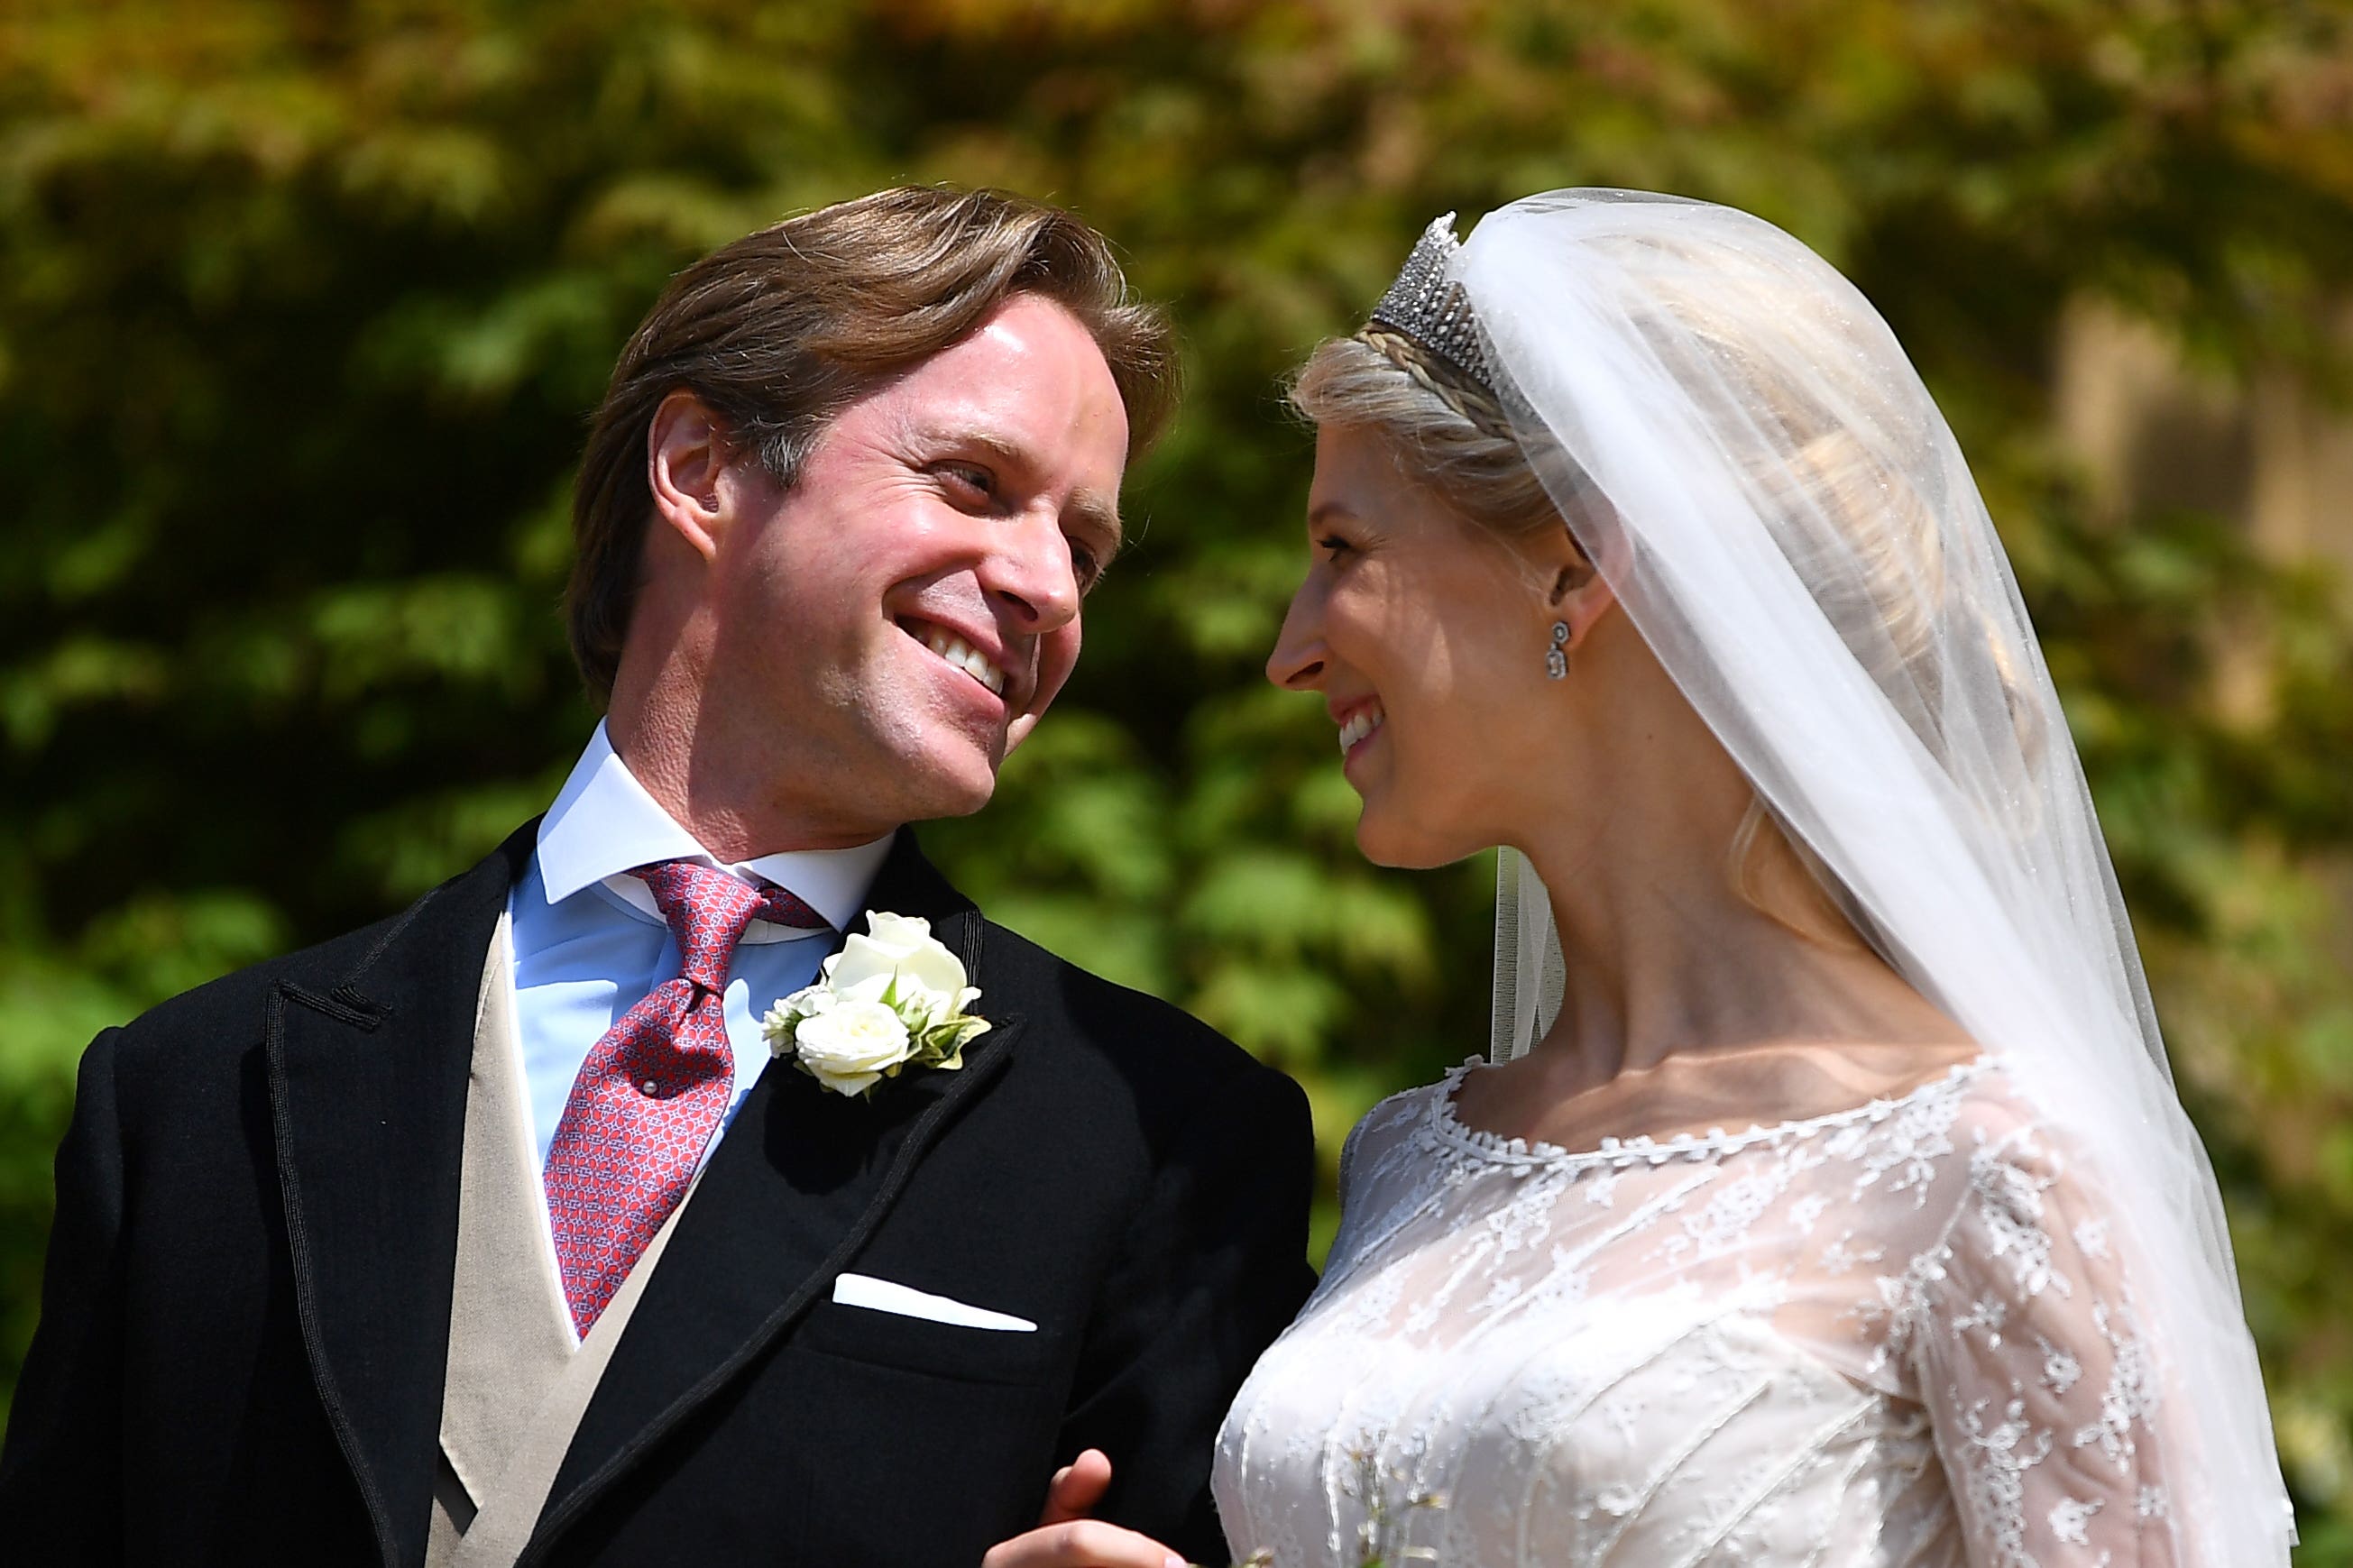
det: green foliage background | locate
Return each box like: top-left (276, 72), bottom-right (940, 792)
top-left (5, 0), bottom-right (2352, 1552)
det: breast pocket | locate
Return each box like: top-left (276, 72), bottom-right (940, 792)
top-left (783, 1299), bottom-right (1071, 1561)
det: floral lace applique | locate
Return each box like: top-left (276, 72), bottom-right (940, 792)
top-left (1212, 1059), bottom-right (2192, 1567)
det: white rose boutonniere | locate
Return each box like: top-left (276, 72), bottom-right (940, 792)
top-left (760, 912), bottom-right (992, 1098)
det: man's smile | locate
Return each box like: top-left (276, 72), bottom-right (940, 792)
top-left (897, 615), bottom-right (1010, 700)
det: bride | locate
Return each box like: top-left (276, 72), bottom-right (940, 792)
top-left (983, 191), bottom-right (2294, 1568)
top-left (1204, 192), bottom-right (2293, 1565)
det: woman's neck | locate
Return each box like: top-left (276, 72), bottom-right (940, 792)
top-left (1511, 774), bottom-right (1969, 1105)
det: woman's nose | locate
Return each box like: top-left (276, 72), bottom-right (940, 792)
top-left (1266, 585), bottom-right (1328, 691)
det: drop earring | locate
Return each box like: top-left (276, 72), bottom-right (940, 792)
top-left (1546, 621), bottom-right (1570, 680)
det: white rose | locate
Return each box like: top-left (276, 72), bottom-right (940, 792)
top-left (759, 982), bottom-right (834, 1055)
top-left (824, 911), bottom-right (970, 1021)
top-left (787, 998), bottom-right (915, 1096)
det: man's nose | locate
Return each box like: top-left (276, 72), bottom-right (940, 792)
top-left (981, 514), bottom-right (1081, 634)
top-left (1266, 582), bottom-right (1328, 691)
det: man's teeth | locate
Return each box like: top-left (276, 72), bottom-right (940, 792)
top-left (921, 627), bottom-right (1006, 696)
top-left (1337, 707), bottom-right (1383, 752)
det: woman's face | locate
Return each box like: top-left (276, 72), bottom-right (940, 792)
top-left (1267, 423), bottom-right (1574, 867)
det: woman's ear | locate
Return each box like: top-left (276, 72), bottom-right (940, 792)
top-left (1530, 521), bottom-right (1616, 650)
top-left (646, 390), bottom-right (732, 560)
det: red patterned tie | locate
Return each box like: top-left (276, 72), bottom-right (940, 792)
top-left (541, 859), bottom-right (829, 1335)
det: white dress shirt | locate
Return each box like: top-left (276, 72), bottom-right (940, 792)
top-left (507, 722), bottom-right (894, 1177)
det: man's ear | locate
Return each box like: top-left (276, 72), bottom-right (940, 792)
top-left (647, 390), bottom-right (732, 561)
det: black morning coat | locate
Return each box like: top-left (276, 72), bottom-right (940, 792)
top-left (0, 823), bottom-right (1318, 1566)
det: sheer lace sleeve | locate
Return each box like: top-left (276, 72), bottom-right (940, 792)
top-left (1909, 1119), bottom-right (2184, 1566)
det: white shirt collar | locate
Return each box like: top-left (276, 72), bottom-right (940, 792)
top-left (535, 721), bottom-right (893, 932)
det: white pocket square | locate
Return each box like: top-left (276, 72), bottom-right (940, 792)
top-left (830, 1272), bottom-right (1036, 1333)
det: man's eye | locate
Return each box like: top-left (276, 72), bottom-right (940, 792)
top-left (1070, 541), bottom-right (1103, 588)
top-left (938, 463), bottom-right (996, 500)
top-left (1317, 534), bottom-right (1354, 559)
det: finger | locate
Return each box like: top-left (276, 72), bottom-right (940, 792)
top-left (980, 1518), bottom-right (1188, 1568)
top-left (1038, 1447), bottom-right (1115, 1526)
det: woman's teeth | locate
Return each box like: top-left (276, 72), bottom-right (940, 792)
top-left (920, 626), bottom-right (1006, 696)
top-left (1337, 706), bottom-right (1383, 752)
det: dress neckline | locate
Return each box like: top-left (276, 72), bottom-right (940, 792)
top-left (1424, 1053), bottom-right (1993, 1169)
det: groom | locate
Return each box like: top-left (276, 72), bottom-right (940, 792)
top-left (0, 187), bottom-right (1314, 1566)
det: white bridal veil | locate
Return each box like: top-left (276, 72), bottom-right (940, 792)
top-left (1463, 190), bottom-right (2292, 1562)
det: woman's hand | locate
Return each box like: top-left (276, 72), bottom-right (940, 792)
top-left (980, 1449), bottom-right (1190, 1568)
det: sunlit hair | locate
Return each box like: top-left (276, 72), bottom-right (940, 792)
top-left (567, 185), bottom-right (1180, 703)
top-left (1289, 308), bottom-right (2037, 949)
top-left (1291, 328), bottom-right (1564, 545)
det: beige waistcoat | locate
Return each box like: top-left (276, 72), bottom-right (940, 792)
top-left (425, 915), bottom-right (699, 1568)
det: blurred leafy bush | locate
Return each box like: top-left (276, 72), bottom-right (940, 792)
top-left (3, 0), bottom-right (2351, 1550)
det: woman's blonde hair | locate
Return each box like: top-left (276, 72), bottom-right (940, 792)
top-left (1291, 327), bottom-right (1562, 544)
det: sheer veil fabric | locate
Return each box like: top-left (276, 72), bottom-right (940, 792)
top-left (1463, 190), bottom-right (2290, 1562)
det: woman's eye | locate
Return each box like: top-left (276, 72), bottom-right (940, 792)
top-left (1069, 542), bottom-right (1102, 587)
top-left (1316, 535), bottom-right (1354, 559)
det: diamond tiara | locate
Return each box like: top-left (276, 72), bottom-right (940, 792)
top-left (1365, 212), bottom-right (1499, 395)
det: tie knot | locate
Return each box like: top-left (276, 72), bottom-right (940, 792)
top-left (630, 861), bottom-right (830, 992)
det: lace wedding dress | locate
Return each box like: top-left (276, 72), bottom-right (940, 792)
top-left (1212, 1057), bottom-right (2181, 1566)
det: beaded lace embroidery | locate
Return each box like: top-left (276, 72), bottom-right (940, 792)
top-left (1214, 1059), bottom-right (2183, 1566)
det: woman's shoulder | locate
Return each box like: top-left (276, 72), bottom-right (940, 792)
top-left (1828, 1055), bottom-right (2155, 1317)
top-left (1916, 1058), bottom-right (2134, 1256)
top-left (1900, 1054), bottom-right (2090, 1208)
top-left (1338, 1059), bottom-right (1475, 1170)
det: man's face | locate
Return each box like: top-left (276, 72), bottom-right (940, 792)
top-left (702, 293), bottom-right (1130, 841)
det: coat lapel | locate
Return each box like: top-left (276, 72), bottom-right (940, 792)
top-left (268, 822), bottom-right (536, 1568)
top-left (527, 830), bottom-right (1018, 1558)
